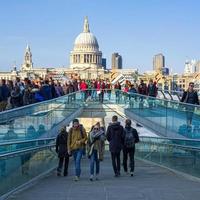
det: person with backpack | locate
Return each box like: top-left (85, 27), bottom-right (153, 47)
top-left (68, 119), bottom-right (87, 181)
top-left (87, 122), bottom-right (106, 181)
top-left (56, 126), bottom-right (69, 177)
top-left (106, 115), bottom-right (124, 177)
top-left (123, 119), bottom-right (139, 176)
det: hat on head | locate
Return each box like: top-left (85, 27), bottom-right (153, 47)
top-left (73, 119), bottom-right (79, 124)
top-left (60, 126), bottom-right (66, 132)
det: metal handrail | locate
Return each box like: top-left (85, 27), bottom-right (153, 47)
top-left (140, 136), bottom-right (200, 142)
top-left (0, 137), bottom-right (56, 146)
top-left (139, 140), bottom-right (200, 151)
top-left (119, 89), bottom-right (200, 109)
top-left (0, 144), bottom-right (55, 158)
top-left (0, 89), bottom-right (199, 116)
top-left (0, 91), bottom-right (78, 115)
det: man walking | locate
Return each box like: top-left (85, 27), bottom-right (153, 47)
top-left (123, 119), bottom-right (139, 176)
top-left (68, 119), bottom-right (87, 181)
top-left (106, 115), bottom-right (124, 177)
top-left (181, 82), bottom-right (199, 127)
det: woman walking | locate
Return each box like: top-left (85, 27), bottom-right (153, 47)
top-left (87, 122), bottom-right (106, 181)
top-left (56, 126), bottom-right (69, 176)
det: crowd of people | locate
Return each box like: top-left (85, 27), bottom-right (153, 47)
top-left (0, 77), bottom-right (77, 112)
top-left (1, 76), bottom-right (199, 129)
top-left (0, 77), bottom-right (159, 112)
top-left (56, 116), bottom-right (139, 180)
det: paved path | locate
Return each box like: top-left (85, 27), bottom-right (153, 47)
top-left (7, 154), bottom-right (200, 200)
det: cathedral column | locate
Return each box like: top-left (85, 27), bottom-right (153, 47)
top-left (73, 55), bottom-right (75, 63)
top-left (90, 54), bottom-right (92, 63)
top-left (92, 55), bottom-right (94, 63)
top-left (94, 55), bottom-right (96, 63)
top-left (78, 54), bottom-right (80, 63)
top-left (81, 54), bottom-right (84, 63)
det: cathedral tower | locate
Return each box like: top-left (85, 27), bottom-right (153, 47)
top-left (21, 44), bottom-right (33, 71)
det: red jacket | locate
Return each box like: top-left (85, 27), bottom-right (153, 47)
top-left (80, 82), bottom-right (87, 91)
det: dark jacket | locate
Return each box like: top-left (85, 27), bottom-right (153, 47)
top-left (66, 84), bottom-right (75, 94)
top-left (106, 122), bottom-right (124, 153)
top-left (56, 130), bottom-right (68, 158)
top-left (123, 126), bottom-right (139, 148)
top-left (138, 83), bottom-right (147, 95)
top-left (181, 91), bottom-right (199, 105)
top-left (147, 84), bottom-right (157, 97)
top-left (50, 84), bottom-right (58, 98)
top-left (40, 84), bottom-right (52, 100)
top-left (0, 84), bottom-right (10, 101)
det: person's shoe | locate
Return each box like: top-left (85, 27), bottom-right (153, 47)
top-left (130, 172), bottom-right (134, 177)
top-left (57, 171), bottom-right (61, 176)
top-left (74, 176), bottom-right (79, 181)
top-left (57, 173), bottom-right (61, 176)
top-left (90, 175), bottom-right (94, 181)
top-left (114, 173), bottom-right (120, 177)
top-left (96, 174), bottom-right (99, 180)
top-left (63, 172), bottom-right (68, 177)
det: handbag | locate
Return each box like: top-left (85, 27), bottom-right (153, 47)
top-left (97, 90), bottom-right (101, 95)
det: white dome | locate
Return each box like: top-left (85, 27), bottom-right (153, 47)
top-left (72, 17), bottom-right (100, 52)
top-left (74, 32), bottom-right (99, 51)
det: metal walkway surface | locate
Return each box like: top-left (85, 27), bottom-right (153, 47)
top-left (7, 155), bottom-right (200, 200)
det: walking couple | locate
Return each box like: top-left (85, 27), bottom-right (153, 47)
top-left (106, 115), bottom-right (139, 177)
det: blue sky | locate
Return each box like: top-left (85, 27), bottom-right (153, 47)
top-left (0, 0), bottom-right (200, 73)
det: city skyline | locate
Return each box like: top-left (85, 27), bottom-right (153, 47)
top-left (0, 0), bottom-right (200, 73)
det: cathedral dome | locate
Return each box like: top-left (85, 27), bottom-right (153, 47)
top-left (73, 17), bottom-right (99, 51)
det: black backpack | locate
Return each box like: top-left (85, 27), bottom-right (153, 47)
top-left (124, 128), bottom-right (135, 148)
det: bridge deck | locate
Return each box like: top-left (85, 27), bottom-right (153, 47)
top-left (7, 154), bottom-right (200, 200)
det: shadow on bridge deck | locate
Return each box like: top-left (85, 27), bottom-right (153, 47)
top-left (7, 154), bottom-right (200, 200)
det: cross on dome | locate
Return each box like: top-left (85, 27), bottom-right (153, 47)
top-left (26, 44), bottom-right (30, 51)
top-left (83, 16), bottom-right (90, 33)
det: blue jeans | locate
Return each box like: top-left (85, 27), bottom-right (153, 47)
top-left (81, 91), bottom-right (86, 102)
top-left (90, 150), bottom-right (100, 175)
top-left (115, 91), bottom-right (120, 103)
top-left (91, 90), bottom-right (97, 100)
top-left (107, 92), bottom-right (111, 100)
top-left (72, 149), bottom-right (84, 177)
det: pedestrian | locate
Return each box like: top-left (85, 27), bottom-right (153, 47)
top-left (87, 122), bottom-right (106, 181)
top-left (56, 126), bottom-right (69, 176)
top-left (147, 79), bottom-right (158, 108)
top-left (105, 80), bottom-right (112, 100)
top-left (106, 115), bottom-right (124, 177)
top-left (114, 82), bottom-right (121, 103)
top-left (147, 79), bottom-right (157, 97)
top-left (181, 82), bottom-right (199, 127)
top-left (68, 119), bottom-right (87, 181)
top-left (138, 80), bottom-right (147, 109)
top-left (80, 80), bottom-right (88, 102)
top-left (123, 119), bottom-right (139, 176)
top-left (0, 79), bottom-right (10, 111)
